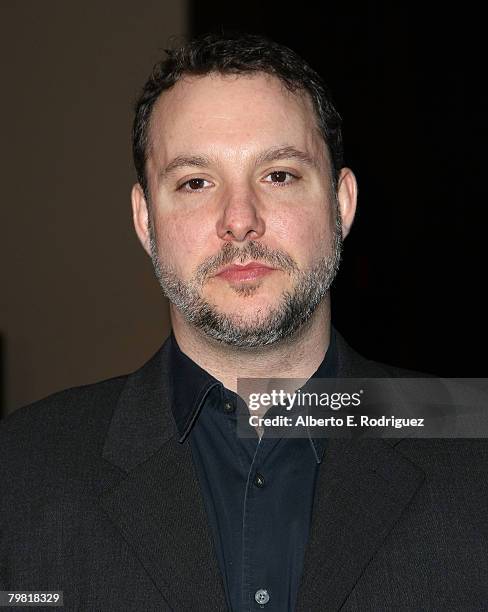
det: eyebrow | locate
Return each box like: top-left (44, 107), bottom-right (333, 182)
top-left (159, 145), bottom-right (318, 180)
top-left (255, 145), bottom-right (318, 169)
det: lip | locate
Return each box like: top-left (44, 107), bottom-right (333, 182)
top-left (215, 262), bottom-right (277, 282)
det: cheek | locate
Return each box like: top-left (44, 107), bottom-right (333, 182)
top-left (270, 206), bottom-right (332, 258)
top-left (153, 209), bottom-right (215, 274)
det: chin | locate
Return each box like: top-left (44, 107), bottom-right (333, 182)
top-left (211, 295), bottom-right (282, 319)
top-left (215, 306), bottom-right (275, 326)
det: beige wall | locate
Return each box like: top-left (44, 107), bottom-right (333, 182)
top-left (1, 1), bottom-right (187, 414)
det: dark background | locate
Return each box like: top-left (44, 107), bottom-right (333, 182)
top-left (0, 1), bottom-right (181, 415)
top-left (190, 1), bottom-right (486, 375)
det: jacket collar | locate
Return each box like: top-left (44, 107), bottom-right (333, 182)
top-left (101, 336), bottom-right (176, 472)
top-left (101, 325), bottom-right (401, 472)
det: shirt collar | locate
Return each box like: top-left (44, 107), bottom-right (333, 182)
top-left (168, 328), bottom-right (338, 462)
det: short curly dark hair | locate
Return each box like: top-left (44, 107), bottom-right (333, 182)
top-left (132, 32), bottom-right (343, 198)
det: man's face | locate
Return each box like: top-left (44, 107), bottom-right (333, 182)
top-left (133, 72), bottom-right (355, 347)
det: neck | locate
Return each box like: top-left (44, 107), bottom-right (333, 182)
top-left (169, 297), bottom-right (331, 392)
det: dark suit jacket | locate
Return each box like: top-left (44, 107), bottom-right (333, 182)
top-left (1, 331), bottom-right (487, 611)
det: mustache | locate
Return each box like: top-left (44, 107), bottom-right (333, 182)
top-left (194, 242), bottom-right (299, 285)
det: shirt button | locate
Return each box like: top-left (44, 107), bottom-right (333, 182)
top-left (255, 589), bottom-right (270, 605)
top-left (254, 473), bottom-right (265, 488)
top-left (223, 401), bottom-right (235, 413)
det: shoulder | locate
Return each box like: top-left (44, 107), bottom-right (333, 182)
top-left (0, 336), bottom-right (172, 476)
top-left (0, 374), bottom-right (128, 467)
top-left (1, 373), bottom-right (128, 430)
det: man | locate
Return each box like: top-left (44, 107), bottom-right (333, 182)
top-left (1, 32), bottom-right (487, 612)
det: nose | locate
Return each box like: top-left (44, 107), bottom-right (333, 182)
top-left (216, 184), bottom-right (266, 243)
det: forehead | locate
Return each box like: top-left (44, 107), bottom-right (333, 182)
top-left (147, 72), bottom-right (327, 168)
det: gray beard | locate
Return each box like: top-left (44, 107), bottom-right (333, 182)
top-left (148, 213), bottom-right (343, 348)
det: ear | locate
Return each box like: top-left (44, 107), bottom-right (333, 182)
top-left (336, 167), bottom-right (358, 239)
top-left (131, 183), bottom-right (152, 257)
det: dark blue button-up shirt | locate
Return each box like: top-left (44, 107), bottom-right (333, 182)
top-left (168, 329), bottom-right (338, 612)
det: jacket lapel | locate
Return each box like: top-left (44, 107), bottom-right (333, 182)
top-left (295, 437), bottom-right (425, 611)
top-left (97, 338), bottom-right (228, 611)
top-left (295, 331), bottom-right (426, 611)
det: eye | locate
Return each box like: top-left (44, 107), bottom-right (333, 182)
top-left (263, 171), bottom-right (299, 186)
top-left (178, 178), bottom-right (212, 192)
